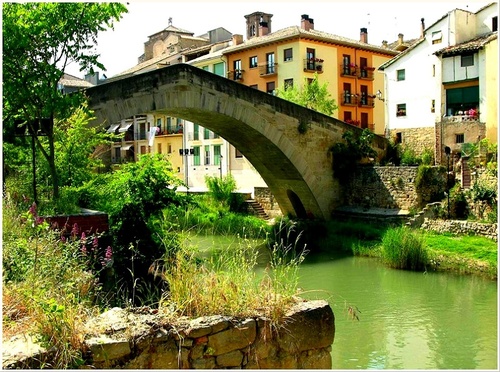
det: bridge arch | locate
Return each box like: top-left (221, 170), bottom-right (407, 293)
top-left (86, 64), bottom-right (386, 219)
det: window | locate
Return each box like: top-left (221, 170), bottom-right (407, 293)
top-left (360, 57), bottom-right (368, 77)
top-left (446, 86), bottom-right (479, 115)
top-left (397, 103), bottom-right (406, 117)
top-left (235, 148), bottom-right (243, 158)
top-left (284, 78), bottom-right (293, 89)
top-left (250, 84), bottom-right (258, 89)
top-left (343, 111), bottom-right (352, 121)
top-left (249, 24), bottom-right (256, 37)
top-left (214, 145), bottom-right (221, 166)
top-left (266, 81), bottom-right (275, 95)
top-left (307, 78), bottom-right (314, 85)
top-left (360, 85), bottom-right (368, 105)
top-left (114, 147), bottom-right (121, 162)
top-left (397, 69), bottom-right (405, 81)
top-left (193, 124), bottom-right (199, 140)
top-left (432, 64), bottom-right (435, 77)
top-left (361, 113), bottom-right (368, 129)
top-left (456, 134), bottom-right (464, 144)
top-left (167, 117), bottom-right (172, 133)
top-left (157, 143), bottom-right (162, 154)
top-left (431, 99), bottom-right (435, 113)
top-left (493, 16), bottom-right (498, 32)
top-left (193, 146), bottom-right (200, 166)
top-left (306, 48), bottom-right (315, 70)
top-left (249, 56), bottom-right (258, 68)
top-left (214, 62), bottom-right (225, 77)
top-left (167, 144), bottom-right (171, 153)
top-left (461, 54), bottom-right (474, 67)
top-left (233, 59), bottom-right (242, 80)
top-left (431, 31), bottom-right (442, 44)
top-left (342, 55), bottom-right (351, 75)
top-left (266, 53), bottom-right (275, 74)
top-left (204, 127), bottom-right (210, 140)
top-left (202, 65), bottom-right (209, 71)
top-left (343, 83), bottom-right (352, 104)
top-left (284, 48), bottom-right (293, 62)
top-left (204, 145), bottom-right (210, 165)
top-left (395, 132), bottom-right (402, 144)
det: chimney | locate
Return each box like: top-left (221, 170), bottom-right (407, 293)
top-left (301, 14), bottom-right (314, 31)
top-left (360, 27), bottom-right (368, 43)
top-left (421, 18), bottom-right (425, 37)
top-left (398, 33), bottom-right (404, 46)
top-left (382, 40), bottom-right (388, 48)
top-left (259, 17), bottom-right (269, 36)
top-left (232, 34), bottom-right (243, 45)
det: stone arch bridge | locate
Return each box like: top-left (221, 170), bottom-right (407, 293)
top-left (85, 64), bottom-right (386, 220)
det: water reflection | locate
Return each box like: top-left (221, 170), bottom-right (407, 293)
top-left (298, 254), bottom-right (497, 370)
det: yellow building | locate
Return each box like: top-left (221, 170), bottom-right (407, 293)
top-left (222, 13), bottom-right (399, 135)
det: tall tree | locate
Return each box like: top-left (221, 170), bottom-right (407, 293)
top-left (2, 2), bottom-right (127, 200)
top-left (275, 73), bottom-right (338, 116)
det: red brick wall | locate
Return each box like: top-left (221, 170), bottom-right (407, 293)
top-left (44, 213), bottom-right (109, 235)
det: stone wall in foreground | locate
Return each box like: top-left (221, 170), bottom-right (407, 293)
top-left (84, 300), bottom-right (334, 369)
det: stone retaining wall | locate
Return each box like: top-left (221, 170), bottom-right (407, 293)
top-left (254, 187), bottom-right (282, 219)
top-left (420, 218), bottom-right (498, 241)
top-left (344, 166), bottom-right (419, 210)
top-left (83, 299), bottom-right (334, 369)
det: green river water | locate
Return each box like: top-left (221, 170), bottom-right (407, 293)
top-left (192, 235), bottom-right (498, 369)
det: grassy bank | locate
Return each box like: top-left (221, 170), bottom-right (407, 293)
top-left (316, 219), bottom-right (497, 279)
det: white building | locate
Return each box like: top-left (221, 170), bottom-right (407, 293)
top-left (379, 2), bottom-right (498, 159)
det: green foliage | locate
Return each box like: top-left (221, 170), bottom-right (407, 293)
top-left (400, 147), bottom-right (419, 165)
top-left (204, 174), bottom-right (245, 212)
top-left (75, 154), bottom-right (186, 300)
top-left (415, 165), bottom-right (447, 204)
top-left (329, 129), bottom-right (377, 181)
top-left (276, 73), bottom-right (338, 118)
top-left (449, 185), bottom-right (469, 219)
top-left (381, 226), bottom-right (428, 271)
top-left (470, 178), bottom-right (497, 205)
top-left (420, 148), bottom-right (435, 165)
top-left (380, 139), bottom-right (401, 165)
top-left (2, 2), bottom-right (127, 199)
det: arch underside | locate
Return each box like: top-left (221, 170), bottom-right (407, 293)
top-left (86, 64), bottom-right (360, 219)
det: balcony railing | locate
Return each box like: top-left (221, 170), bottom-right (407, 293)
top-left (341, 93), bottom-right (359, 106)
top-left (340, 64), bottom-right (358, 77)
top-left (358, 67), bottom-right (375, 80)
top-left (259, 63), bottom-right (278, 76)
top-left (228, 69), bottom-right (244, 81)
top-left (358, 95), bottom-right (375, 107)
top-left (303, 58), bottom-right (324, 73)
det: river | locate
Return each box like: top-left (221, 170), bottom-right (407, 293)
top-left (192, 235), bottom-right (498, 369)
top-left (299, 252), bottom-right (498, 370)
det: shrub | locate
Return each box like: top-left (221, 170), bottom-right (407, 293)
top-left (400, 147), bottom-right (420, 165)
top-left (381, 226), bottom-right (428, 271)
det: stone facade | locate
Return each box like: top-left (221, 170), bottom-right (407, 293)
top-left (81, 300), bottom-right (334, 369)
top-left (389, 127), bottom-right (435, 157)
top-left (435, 118), bottom-right (486, 165)
top-left (254, 187), bottom-right (283, 219)
top-left (344, 166), bottom-right (419, 210)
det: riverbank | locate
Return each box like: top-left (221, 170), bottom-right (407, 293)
top-left (309, 217), bottom-right (497, 280)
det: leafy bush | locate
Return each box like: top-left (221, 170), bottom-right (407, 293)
top-left (381, 226), bottom-right (428, 271)
top-left (330, 129), bottom-right (377, 181)
top-left (400, 147), bottom-right (419, 165)
top-left (204, 174), bottom-right (246, 213)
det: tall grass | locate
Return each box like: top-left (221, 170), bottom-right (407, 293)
top-left (2, 197), bottom-right (103, 368)
top-left (381, 226), bottom-right (428, 271)
top-left (154, 219), bottom-right (308, 322)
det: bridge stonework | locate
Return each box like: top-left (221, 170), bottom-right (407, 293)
top-left (86, 64), bottom-right (386, 219)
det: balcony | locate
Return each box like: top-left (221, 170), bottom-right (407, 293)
top-left (358, 67), bottom-right (375, 80)
top-left (228, 69), bottom-right (244, 81)
top-left (358, 95), bottom-right (375, 108)
top-left (340, 64), bottom-right (358, 77)
top-left (303, 58), bottom-right (324, 73)
top-left (156, 126), bottom-right (183, 136)
top-left (259, 63), bottom-right (278, 76)
top-left (341, 93), bottom-right (359, 106)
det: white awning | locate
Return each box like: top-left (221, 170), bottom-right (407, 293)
top-left (118, 122), bottom-right (134, 133)
top-left (106, 123), bottom-right (120, 133)
top-left (121, 145), bottom-right (132, 151)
